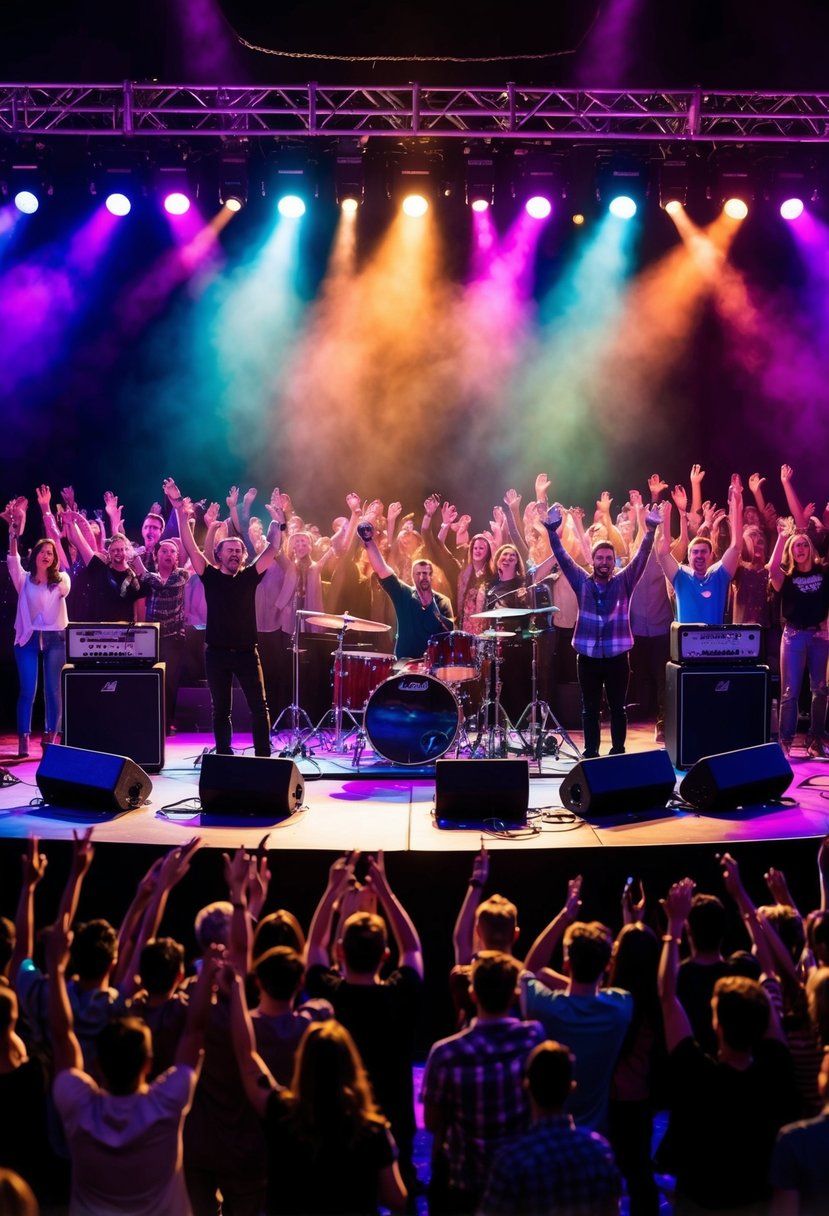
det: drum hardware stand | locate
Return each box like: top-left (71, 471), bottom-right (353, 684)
top-left (513, 617), bottom-right (581, 766)
top-left (312, 623), bottom-right (366, 753)
top-left (469, 638), bottom-right (514, 758)
top-left (271, 614), bottom-right (317, 755)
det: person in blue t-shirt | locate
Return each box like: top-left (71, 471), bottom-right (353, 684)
top-left (656, 479), bottom-right (743, 624)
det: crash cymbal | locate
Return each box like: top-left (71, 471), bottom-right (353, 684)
top-left (302, 611), bottom-right (391, 632)
top-left (470, 606), bottom-right (534, 620)
top-left (479, 629), bottom-right (519, 639)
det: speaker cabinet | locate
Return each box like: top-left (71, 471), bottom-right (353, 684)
top-left (665, 663), bottom-right (769, 770)
top-left (62, 664), bottom-right (165, 773)
top-left (559, 750), bottom-right (677, 818)
top-left (198, 753), bottom-right (305, 819)
top-left (679, 743), bottom-right (793, 811)
top-left (36, 744), bottom-right (152, 812)
top-left (434, 759), bottom-right (529, 829)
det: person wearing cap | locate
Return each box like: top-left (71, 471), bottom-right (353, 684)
top-left (541, 501), bottom-right (664, 758)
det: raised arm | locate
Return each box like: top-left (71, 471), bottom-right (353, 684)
top-left (255, 494), bottom-right (288, 573)
top-left (357, 520), bottom-right (395, 581)
top-left (720, 476), bottom-right (744, 578)
top-left (523, 876), bottom-right (582, 982)
top-left (47, 914), bottom-right (84, 1075)
top-left (366, 851), bottom-right (423, 977)
top-left (163, 480), bottom-right (207, 576)
top-left (780, 465), bottom-right (808, 531)
top-left (228, 966), bottom-right (276, 1118)
top-left (768, 518), bottom-right (789, 594)
top-left (175, 946), bottom-right (220, 1072)
top-left (62, 510), bottom-right (98, 567)
top-left (689, 463), bottom-right (705, 524)
top-left (658, 878), bottom-right (694, 1052)
top-left (452, 848), bottom-right (490, 966)
top-left (56, 829), bottom-right (96, 930)
top-left (36, 485), bottom-right (70, 570)
top-left (656, 500), bottom-right (680, 582)
top-left (305, 852), bottom-right (359, 969)
top-left (11, 838), bottom-right (48, 982)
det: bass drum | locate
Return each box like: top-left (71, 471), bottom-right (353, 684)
top-left (365, 673), bottom-right (460, 765)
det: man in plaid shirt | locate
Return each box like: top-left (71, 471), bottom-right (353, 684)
top-left (541, 501), bottom-right (664, 758)
top-left (479, 1041), bottom-right (622, 1216)
top-left (422, 952), bottom-right (546, 1214)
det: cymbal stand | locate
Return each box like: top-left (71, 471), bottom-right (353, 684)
top-left (470, 639), bottom-right (513, 758)
top-left (513, 619), bottom-right (581, 766)
top-left (312, 625), bottom-right (364, 753)
top-left (271, 616), bottom-right (316, 755)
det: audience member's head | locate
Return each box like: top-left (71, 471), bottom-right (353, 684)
top-left (339, 913), bottom-right (388, 976)
top-left (253, 909), bottom-right (306, 957)
top-left (0, 1169), bottom-right (38, 1216)
top-left (70, 920), bottom-right (118, 983)
top-left (607, 922), bottom-right (660, 1009)
top-left (687, 894), bottom-right (727, 954)
top-left (138, 938), bottom-right (185, 998)
top-left (254, 946), bottom-right (305, 1002)
top-left (712, 976), bottom-right (770, 1052)
top-left (807, 967), bottom-right (829, 1047)
top-left (563, 922), bottom-right (613, 984)
top-left (289, 1020), bottom-right (379, 1129)
top-left (757, 904), bottom-right (805, 964)
top-left (475, 895), bottom-right (518, 953)
top-left (194, 902), bottom-right (233, 952)
top-left (807, 910), bottom-right (829, 966)
top-left (726, 950), bottom-right (763, 982)
top-left (524, 1041), bottom-right (575, 1114)
top-left (96, 1017), bottom-right (153, 1095)
top-left (470, 951), bottom-right (521, 1016)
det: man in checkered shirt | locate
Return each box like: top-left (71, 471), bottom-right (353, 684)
top-left (541, 501), bottom-right (664, 758)
top-left (422, 952), bottom-right (546, 1214)
top-left (479, 1040), bottom-right (622, 1216)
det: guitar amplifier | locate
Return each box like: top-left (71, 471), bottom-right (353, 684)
top-left (665, 662), bottom-right (770, 769)
top-left (670, 623), bottom-right (764, 664)
top-left (62, 664), bottom-right (165, 773)
top-left (67, 623), bottom-right (160, 667)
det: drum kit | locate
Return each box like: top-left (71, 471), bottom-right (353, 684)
top-left (273, 604), bottom-right (579, 768)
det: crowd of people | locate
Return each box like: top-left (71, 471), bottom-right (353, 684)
top-left (2, 832), bottom-right (829, 1215)
top-left (3, 463), bottom-right (828, 760)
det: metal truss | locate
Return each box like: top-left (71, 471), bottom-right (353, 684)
top-left (2, 82), bottom-right (829, 143)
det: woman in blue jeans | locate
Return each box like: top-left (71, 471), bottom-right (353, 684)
top-left (5, 511), bottom-right (70, 758)
top-left (770, 524), bottom-right (829, 758)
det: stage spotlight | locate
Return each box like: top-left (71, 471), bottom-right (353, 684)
top-left (402, 193), bottom-right (429, 218)
top-left (105, 192), bottom-right (131, 216)
top-left (465, 148), bottom-right (495, 211)
top-left (572, 213), bottom-right (585, 226)
top-left (218, 151), bottom-right (248, 212)
top-left (664, 199), bottom-right (683, 217)
top-left (780, 197), bottom-right (805, 220)
top-left (278, 194), bottom-right (306, 218)
top-left (658, 157), bottom-right (693, 212)
top-left (334, 139), bottom-right (365, 211)
top-left (164, 192), bottom-right (191, 216)
top-left (13, 190), bottom-right (39, 214)
top-left (723, 197), bottom-right (749, 220)
top-left (609, 195), bottom-right (637, 220)
top-left (224, 197), bottom-right (243, 213)
top-left (525, 195), bottom-right (552, 220)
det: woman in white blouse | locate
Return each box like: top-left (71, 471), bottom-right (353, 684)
top-left (6, 512), bottom-right (70, 758)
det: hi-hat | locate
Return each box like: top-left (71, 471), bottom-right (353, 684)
top-left (470, 606), bottom-right (534, 620)
top-left (301, 611), bottom-right (391, 632)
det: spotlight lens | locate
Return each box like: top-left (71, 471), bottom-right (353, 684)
top-left (572, 213), bottom-right (585, 226)
top-left (780, 197), bottom-right (804, 221)
top-left (341, 197), bottom-right (359, 215)
top-left (224, 197), bottom-right (243, 213)
top-left (402, 194), bottom-right (429, 217)
top-left (164, 192), bottom-right (191, 216)
top-left (609, 195), bottom-right (637, 220)
top-left (105, 192), bottom-right (131, 217)
top-left (470, 198), bottom-right (490, 213)
top-left (14, 190), bottom-right (39, 215)
top-left (723, 198), bottom-right (748, 220)
top-left (525, 196), bottom-right (552, 220)
top-left (664, 199), bottom-right (683, 216)
top-left (278, 195), bottom-right (306, 218)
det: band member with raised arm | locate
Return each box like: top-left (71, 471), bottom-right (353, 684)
top-left (163, 477), bottom-right (286, 757)
top-left (357, 519), bottom-right (454, 661)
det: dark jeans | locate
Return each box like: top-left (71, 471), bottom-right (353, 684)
top-left (577, 650), bottom-right (631, 756)
top-left (204, 645), bottom-right (271, 756)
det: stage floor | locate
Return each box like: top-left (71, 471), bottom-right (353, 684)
top-left (2, 724), bottom-right (828, 852)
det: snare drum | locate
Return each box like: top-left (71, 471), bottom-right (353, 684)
top-left (365, 673), bottom-right (460, 765)
top-left (427, 630), bottom-right (479, 683)
top-left (332, 652), bottom-right (395, 710)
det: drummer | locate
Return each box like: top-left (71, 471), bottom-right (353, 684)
top-left (358, 520), bottom-right (455, 661)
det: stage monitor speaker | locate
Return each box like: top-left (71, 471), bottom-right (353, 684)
top-left (434, 759), bottom-right (529, 830)
top-left (665, 663), bottom-right (769, 770)
top-left (198, 753), bottom-right (305, 819)
top-left (62, 664), bottom-right (165, 773)
top-left (679, 743), bottom-right (793, 812)
top-left (559, 750), bottom-right (677, 818)
top-left (36, 744), bottom-right (152, 812)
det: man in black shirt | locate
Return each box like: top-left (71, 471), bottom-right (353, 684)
top-left (163, 478), bottom-right (286, 756)
top-left (63, 513), bottom-right (146, 622)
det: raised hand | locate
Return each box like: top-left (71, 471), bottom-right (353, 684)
top-left (163, 477), bottom-right (183, 503)
top-left (441, 501), bottom-right (458, 526)
top-left (226, 486), bottom-right (239, 509)
top-left (61, 486), bottom-right (77, 510)
top-left (664, 877), bottom-right (695, 930)
top-left (36, 484), bottom-right (52, 511)
top-left (22, 836), bottom-right (48, 887)
top-left (597, 490), bottom-right (614, 514)
top-left (749, 473), bottom-right (766, 494)
top-left (535, 473), bottom-right (551, 502)
top-left (346, 491), bottom-right (363, 514)
top-left (689, 464), bottom-right (705, 486)
top-left (203, 501), bottom-right (220, 527)
top-left (781, 464), bottom-right (793, 483)
top-left (386, 502), bottom-right (402, 526)
top-left (564, 875), bottom-right (583, 921)
top-left (622, 876), bottom-right (646, 923)
top-left (628, 488), bottom-right (643, 509)
top-left (645, 504), bottom-right (663, 529)
top-left (647, 475), bottom-right (668, 498)
top-left (504, 488), bottom-right (522, 509)
top-left (356, 519), bottom-right (374, 543)
top-left (671, 485), bottom-right (688, 512)
top-left (243, 487), bottom-right (257, 507)
top-left (70, 827), bottom-right (95, 878)
top-left (543, 505), bottom-right (563, 531)
top-left (423, 493), bottom-right (440, 516)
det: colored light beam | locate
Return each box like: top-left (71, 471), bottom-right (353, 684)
top-left (169, 0), bottom-right (243, 80)
top-left (574, 0), bottom-right (645, 86)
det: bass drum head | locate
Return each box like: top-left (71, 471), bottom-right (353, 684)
top-left (365, 673), bottom-right (460, 765)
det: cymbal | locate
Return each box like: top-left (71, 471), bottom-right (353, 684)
top-left (301, 611), bottom-right (390, 632)
top-left (470, 606), bottom-right (534, 620)
top-left (479, 629), bottom-right (518, 639)
top-left (531, 605), bottom-right (560, 614)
